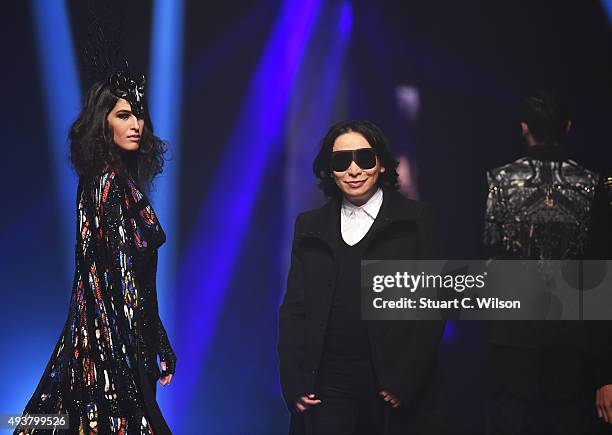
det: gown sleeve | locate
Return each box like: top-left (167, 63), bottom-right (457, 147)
top-left (155, 299), bottom-right (176, 375)
top-left (145, 266), bottom-right (176, 375)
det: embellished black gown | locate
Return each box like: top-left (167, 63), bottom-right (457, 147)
top-left (16, 170), bottom-right (175, 434)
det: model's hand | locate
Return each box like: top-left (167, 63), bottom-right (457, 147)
top-left (596, 384), bottom-right (612, 423)
top-left (294, 394), bottom-right (322, 412)
top-left (379, 390), bottom-right (401, 408)
top-left (159, 361), bottom-right (173, 386)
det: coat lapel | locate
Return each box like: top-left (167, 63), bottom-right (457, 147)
top-left (362, 188), bottom-right (421, 250)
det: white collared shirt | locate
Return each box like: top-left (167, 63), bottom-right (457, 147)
top-left (341, 188), bottom-right (383, 246)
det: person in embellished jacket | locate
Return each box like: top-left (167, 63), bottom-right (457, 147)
top-left (482, 91), bottom-right (602, 434)
top-left (15, 75), bottom-right (176, 434)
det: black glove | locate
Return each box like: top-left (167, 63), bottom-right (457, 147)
top-left (157, 318), bottom-right (176, 375)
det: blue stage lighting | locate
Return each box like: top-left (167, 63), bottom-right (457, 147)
top-left (174, 0), bottom-right (322, 427)
top-left (148, 0), bottom-right (185, 427)
top-left (6, 0), bottom-right (81, 424)
top-left (443, 320), bottom-right (458, 342)
top-left (603, 0), bottom-right (612, 22)
top-left (282, 0), bottom-right (352, 303)
top-left (31, 0), bottom-right (80, 283)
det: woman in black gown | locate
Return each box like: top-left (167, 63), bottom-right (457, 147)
top-left (16, 69), bottom-right (176, 434)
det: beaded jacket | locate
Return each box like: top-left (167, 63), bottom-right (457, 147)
top-left (484, 146), bottom-right (598, 260)
top-left (483, 145), bottom-right (599, 348)
top-left (16, 171), bottom-right (175, 434)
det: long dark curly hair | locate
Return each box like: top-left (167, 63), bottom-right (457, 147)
top-left (69, 80), bottom-right (166, 191)
top-left (313, 120), bottom-right (399, 198)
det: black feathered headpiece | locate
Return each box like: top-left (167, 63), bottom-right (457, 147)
top-left (82, 10), bottom-right (146, 118)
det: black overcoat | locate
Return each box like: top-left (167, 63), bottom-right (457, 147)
top-left (278, 188), bottom-right (445, 435)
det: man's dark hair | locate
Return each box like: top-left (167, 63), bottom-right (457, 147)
top-left (313, 120), bottom-right (399, 198)
top-left (520, 90), bottom-right (569, 144)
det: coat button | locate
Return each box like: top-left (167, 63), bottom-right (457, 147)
top-left (311, 369), bottom-right (317, 375)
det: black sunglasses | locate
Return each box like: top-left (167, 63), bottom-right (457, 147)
top-left (331, 148), bottom-right (377, 172)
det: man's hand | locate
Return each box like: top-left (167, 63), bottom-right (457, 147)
top-left (596, 384), bottom-right (612, 423)
top-left (379, 390), bottom-right (401, 408)
top-left (294, 394), bottom-right (322, 412)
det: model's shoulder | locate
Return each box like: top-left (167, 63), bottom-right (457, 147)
top-left (561, 160), bottom-right (598, 183)
top-left (99, 170), bottom-right (147, 202)
top-left (487, 158), bottom-right (530, 182)
top-left (81, 170), bottom-right (136, 205)
top-left (85, 170), bottom-right (123, 187)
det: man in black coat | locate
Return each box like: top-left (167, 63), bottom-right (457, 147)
top-left (278, 120), bottom-right (445, 435)
top-left (483, 91), bottom-right (600, 434)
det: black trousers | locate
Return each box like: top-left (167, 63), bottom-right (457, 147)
top-left (307, 357), bottom-right (445, 435)
top-left (311, 358), bottom-right (385, 435)
top-left (486, 344), bottom-right (607, 435)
